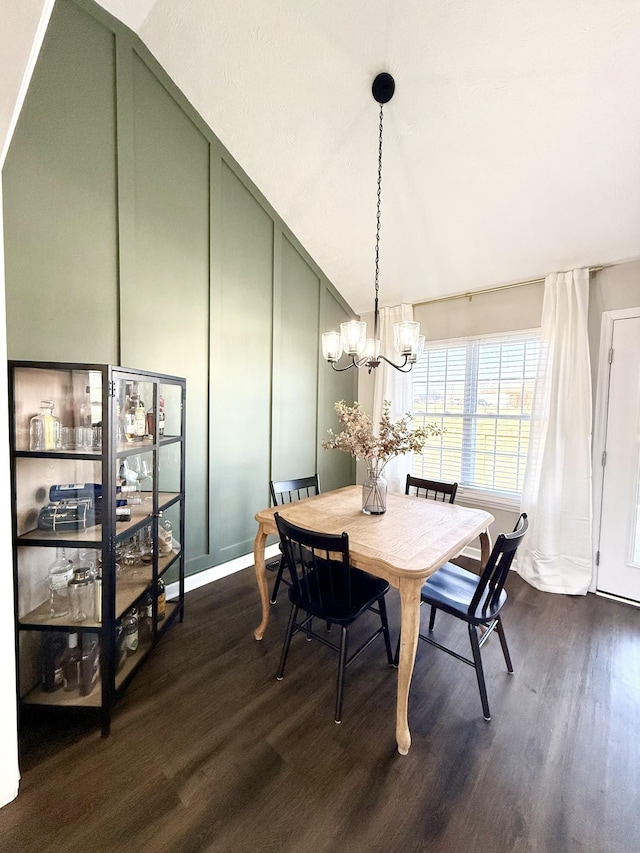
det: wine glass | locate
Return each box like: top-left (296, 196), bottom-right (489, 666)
top-left (138, 457), bottom-right (153, 502)
top-left (126, 455), bottom-right (153, 503)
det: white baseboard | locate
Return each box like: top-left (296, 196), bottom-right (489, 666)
top-left (165, 543), bottom-right (280, 600)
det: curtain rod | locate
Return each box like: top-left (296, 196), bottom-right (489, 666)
top-left (416, 266), bottom-right (603, 307)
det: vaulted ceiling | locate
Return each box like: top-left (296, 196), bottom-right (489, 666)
top-left (10, 1), bottom-right (640, 314)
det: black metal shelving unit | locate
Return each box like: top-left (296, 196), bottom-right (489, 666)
top-left (9, 361), bottom-right (186, 736)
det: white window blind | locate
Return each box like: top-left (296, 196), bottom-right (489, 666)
top-left (411, 331), bottom-right (540, 499)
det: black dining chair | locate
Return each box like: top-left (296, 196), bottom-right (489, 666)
top-left (267, 475), bottom-right (320, 604)
top-left (399, 512), bottom-right (528, 721)
top-left (274, 512), bottom-right (394, 723)
top-left (405, 474), bottom-right (458, 504)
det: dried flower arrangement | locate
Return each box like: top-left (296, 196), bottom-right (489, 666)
top-left (322, 400), bottom-right (443, 473)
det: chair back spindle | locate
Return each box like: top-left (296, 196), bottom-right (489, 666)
top-left (405, 475), bottom-right (458, 504)
top-left (270, 475), bottom-right (320, 506)
top-left (276, 514), bottom-right (353, 618)
top-left (469, 513), bottom-right (528, 619)
top-left (267, 475), bottom-right (320, 604)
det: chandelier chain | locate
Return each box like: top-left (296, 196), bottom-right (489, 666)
top-left (374, 103), bottom-right (384, 303)
top-left (373, 102), bottom-right (384, 341)
top-left (322, 73), bottom-right (420, 373)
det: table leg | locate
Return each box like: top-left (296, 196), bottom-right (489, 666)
top-left (396, 577), bottom-right (423, 755)
top-left (253, 526), bottom-right (270, 640)
top-left (479, 529), bottom-right (492, 569)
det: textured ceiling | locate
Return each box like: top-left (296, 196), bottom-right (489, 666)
top-left (98, 0), bottom-right (640, 314)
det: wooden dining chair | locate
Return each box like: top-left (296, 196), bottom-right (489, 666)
top-left (274, 512), bottom-right (394, 723)
top-left (410, 512), bottom-right (528, 721)
top-left (268, 474), bottom-right (320, 604)
top-left (405, 474), bottom-right (458, 504)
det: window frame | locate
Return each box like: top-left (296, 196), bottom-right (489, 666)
top-left (411, 327), bottom-right (541, 511)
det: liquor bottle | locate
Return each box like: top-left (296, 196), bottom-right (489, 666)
top-left (124, 384), bottom-right (146, 441)
top-left (79, 633), bottom-right (100, 697)
top-left (117, 483), bottom-right (137, 496)
top-left (123, 609), bottom-right (139, 655)
top-left (145, 402), bottom-right (155, 439)
top-left (115, 624), bottom-right (127, 672)
top-left (78, 385), bottom-right (92, 428)
top-left (133, 393), bottom-right (146, 439)
top-left (62, 633), bottom-right (81, 692)
top-left (115, 505), bottom-right (132, 522)
top-left (157, 577), bottom-right (166, 621)
top-left (158, 396), bottom-right (166, 436)
top-left (41, 632), bottom-right (67, 692)
top-left (48, 548), bottom-right (74, 617)
top-left (115, 480), bottom-right (137, 511)
top-left (158, 515), bottom-right (173, 555)
top-left (30, 400), bottom-right (61, 451)
top-left (138, 594), bottom-right (153, 643)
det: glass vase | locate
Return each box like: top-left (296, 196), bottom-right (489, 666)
top-left (362, 463), bottom-right (388, 515)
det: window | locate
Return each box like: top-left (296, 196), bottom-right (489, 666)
top-left (411, 331), bottom-right (540, 503)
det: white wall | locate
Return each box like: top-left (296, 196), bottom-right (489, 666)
top-left (0, 0), bottom-right (56, 810)
top-left (588, 259), bottom-right (640, 401)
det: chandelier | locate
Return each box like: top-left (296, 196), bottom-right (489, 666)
top-left (322, 72), bottom-right (424, 373)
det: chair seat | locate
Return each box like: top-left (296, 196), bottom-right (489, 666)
top-left (421, 561), bottom-right (507, 625)
top-left (290, 562), bottom-right (390, 625)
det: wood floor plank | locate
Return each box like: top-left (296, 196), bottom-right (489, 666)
top-left (1, 564), bottom-right (639, 853)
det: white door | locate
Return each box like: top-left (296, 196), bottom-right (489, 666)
top-left (596, 314), bottom-right (640, 601)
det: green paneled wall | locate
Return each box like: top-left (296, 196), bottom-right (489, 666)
top-left (317, 286), bottom-right (357, 491)
top-left (2, 0), bottom-right (356, 578)
top-left (121, 52), bottom-right (211, 563)
top-left (2, 0), bottom-right (119, 363)
top-left (211, 162), bottom-right (273, 562)
top-left (272, 236), bottom-right (320, 481)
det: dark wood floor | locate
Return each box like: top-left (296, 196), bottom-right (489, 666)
top-left (1, 562), bottom-right (639, 853)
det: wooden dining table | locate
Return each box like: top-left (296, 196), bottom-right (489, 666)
top-left (253, 484), bottom-right (494, 755)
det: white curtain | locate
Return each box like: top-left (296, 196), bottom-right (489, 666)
top-left (517, 268), bottom-right (593, 594)
top-left (361, 303), bottom-right (414, 494)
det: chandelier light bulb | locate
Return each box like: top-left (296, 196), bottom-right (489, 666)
top-left (322, 330), bottom-right (343, 362)
top-left (393, 321), bottom-right (420, 355)
top-left (362, 338), bottom-right (381, 362)
top-left (340, 320), bottom-right (367, 356)
top-left (407, 334), bottom-right (425, 364)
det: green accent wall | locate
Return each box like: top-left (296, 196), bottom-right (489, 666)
top-left (272, 236), bottom-right (320, 481)
top-left (2, 0), bottom-right (119, 363)
top-left (318, 287), bottom-right (357, 491)
top-left (123, 51), bottom-right (211, 562)
top-left (1, 0), bottom-right (356, 576)
top-left (211, 163), bottom-right (274, 562)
